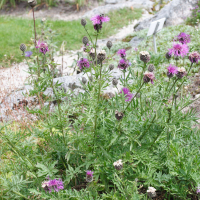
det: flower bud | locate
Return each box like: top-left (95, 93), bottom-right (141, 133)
top-left (109, 64), bottom-right (114, 71)
top-left (82, 77), bottom-right (87, 84)
top-left (81, 19), bottom-right (87, 27)
top-left (82, 36), bottom-right (89, 45)
top-left (112, 78), bottom-right (118, 86)
top-left (20, 43), bottom-right (27, 53)
top-left (148, 64), bottom-right (155, 72)
top-left (106, 41), bottom-right (112, 49)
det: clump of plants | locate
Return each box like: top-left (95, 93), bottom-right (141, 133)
top-left (1, 1), bottom-right (200, 199)
top-left (187, 0), bottom-right (200, 26)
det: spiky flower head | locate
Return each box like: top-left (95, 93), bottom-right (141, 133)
top-left (41, 181), bottom-right (49, 192)
top-left (97, 49), bottom-right (106, 61)
top-left (82, 36), bottom-right (89, 45)
top-left (109, 64), bottom-right (114, 71)
top-left (77, 58), bottom-right (90, 70)
top-left (165, 52), bottom-right (172, 60)
top-left (28, 0), bottom-right (37, 7)
top-left (143, 72), bottom-right (155, 84)
top-left (140, 51), bottom-right (150, 63)
top-left (86, 170), bottom-right (94, 182)
top-left (189, 51), bottom-right (200, 64)
top-left (36, 40), bottom-right (49, 54)
top-left (112, 78), bottom-right (118, 86)
top-left (42, 179), bottom-right (64, 193)
top-left (167, 64), bottom-right (178, 78)
top-left (25, 51), bottom-right (33, 57)
top-left (82, 77), bottom-right (87, 84)
top-left (89, 48), bottom-right (95, 60)
top-left (81, 19), bottom-right (87, 27)
top-left (118, 59), bottom-right (130, 70)
top-left (176, 67), bottom-right (186, 79)
top-left (168, 43), bottom-right (189, 58)
top-left (117, 49), bottom-right (126, 58)
top-left (120, 87), bottom-right (133, 102)
top-left (90, 14), bottom-right (110, 32)
top-left (20, 43), bottom-right (27, 53)
top-left (147, 187), bottom-right (157, 198)
top-left (107, 41), bottom-right (112, 49)
top-left (174, 32), bottom-right (191, 44)
top-left (115, 110), bottom-right (124, 121)
top-left (113, 159), bottom-right (123, 170)
top-left (148, 64), bottom-right (155, 72)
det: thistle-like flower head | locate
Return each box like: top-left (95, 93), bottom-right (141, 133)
top-left (118, 59), bottom-right (130, 70)
top-left (113, 159), bottom-right (123, 170)
top-left (167, 64), bottom-right (178, 78)
top-left (120, 87), bottom-right (133, 102)
top-left (189, 51), bottom-right (200, 64)
top-left (36, 40), bottom-right (49, 54)
top-left (168, 43), bottom-right (189, 58)
top-left (174, 32), bottom-right (191, 44)
top-left (117, 49), bottom-right (126, 58)
top-left (90, 14), bottom-right (110, 31)
top-left (143, 72), bottom-right (155, 84)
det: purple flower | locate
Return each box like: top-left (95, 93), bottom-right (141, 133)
top-left (168, 43), bottom-right (189, 58)
top-left (189, 51), bottom-right (200, 64)
top-left (77, 58), bottom-right (90, 70)
top-left (36, 40), bottom-right (49, 54)
top-left (120, 87), bottom-right (133, 102)
top-left (25, 51), bottom-right (33, 57)
top-left (117, 49), bottom-right (126, 58)
top-left (134, 48), bottom-right (138, 52)
top-left (143, 72), bottom-right (155, 84)
top-left (42, 178), bottom-right (64, 193)
top-left (167, 64), bottom-right (178, 78)
top-left (118, 59), bottom-right (130, 70)
top-left (86, 170), bottom-right (94, 177)
top-left (174, 32), bottom-right (191, 44)
top-left (86, 170), bottom-right (94, 182)
top-left (90, 14), bottom-right (110, 31)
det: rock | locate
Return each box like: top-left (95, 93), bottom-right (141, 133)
top-left (129, 36), bottom-right (144, 48)
top-left (134, 0), bottom-right (198, 31)
top-left (83, 0), bottom-right (154, 18)
top-left (105, 0), bottom-right (119, 4)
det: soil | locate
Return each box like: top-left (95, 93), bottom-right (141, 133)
top-left (0, 0), bottom-right (101, 21)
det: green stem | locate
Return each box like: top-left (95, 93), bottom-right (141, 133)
top-left (93, 61), bottom-right (102, 153)
top-left (175, 63), bottom-right (193, 94)
top-left (84, 27), bottom-right (94, 45)
top-left (12, 191), bottom-right (29, 200)
top-left (139, 103), bottom-right (162, 141)
top-left (123, 82), bottom-right (144, 113)
top-left (168, 78), bottom-right (178, 94)
top-left (94, 33), bottom-right (99, 66)
top-left (32, 8), bottom-right (37, 47)
top-left (123, 70), bottom-right (126, 87)
top-left (140, 63), bottom-right (146, 86)
top-left (164, 78), bottom-right (170, 98)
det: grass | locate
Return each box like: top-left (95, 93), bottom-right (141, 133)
top-left (0, 7), bottom-right (142, 67)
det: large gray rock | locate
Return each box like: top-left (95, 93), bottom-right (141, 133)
top-left (83, 0), bottom-right (154, 18)
top-left (134, 0), bottom-right (198, 31)
top-left (129, 36), bottom-right (144, 48)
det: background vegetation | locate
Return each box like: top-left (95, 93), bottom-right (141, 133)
top-left (0, 8), bottom-right (142, 67)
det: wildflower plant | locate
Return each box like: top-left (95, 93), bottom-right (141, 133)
top-left (1, 2), bottom-right (200, 199)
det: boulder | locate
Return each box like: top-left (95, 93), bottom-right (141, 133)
top-left (134, 0), bottom-right (198, 31)
top-left (83, 0), bottom-right (154, 18)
